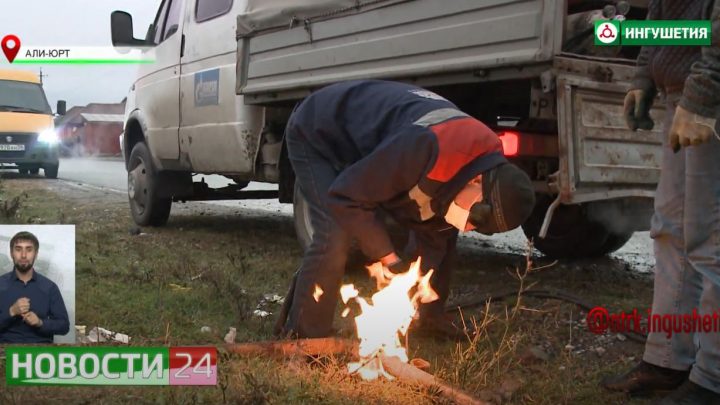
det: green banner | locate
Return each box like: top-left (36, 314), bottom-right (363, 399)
top-left (6, 347), bottom-right (168, 386)
top-left (595, 20), bottom-right (712, 46)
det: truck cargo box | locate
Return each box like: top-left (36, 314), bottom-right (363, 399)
top-left (236, 0), bottom-right (564, 103)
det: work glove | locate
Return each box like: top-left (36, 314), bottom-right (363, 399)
top-left (623, 88), bottom-right (656, 131)
top-left (9, 297), bottom-right (30, 317)
top-left (668, 105), bottom-right (718, 152)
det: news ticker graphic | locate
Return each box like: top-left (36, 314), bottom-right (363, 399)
top-left (6, 346), bottom-right (216, 386)
top-left (1, 34), bottom-right (154, 64)
top-left (595, 20), bottom-right (712, 46)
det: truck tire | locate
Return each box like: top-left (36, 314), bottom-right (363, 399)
top-left (127, 142), bottom-right (171, 226)
top-left (18, 168), bottom-right (28, 175)
top-left (598, 231), bottom-right (634, 254)
top-left (29, 167), bottom-right (39, 175)
top-left (521, 195), bottom-right (633, 259)
top-left (43, 163), bottom-right (59, 179)
top-left (293, 182), bottom-right (313, 252)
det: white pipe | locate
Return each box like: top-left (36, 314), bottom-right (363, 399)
top-left (538, 194), bottom-right (562, 239)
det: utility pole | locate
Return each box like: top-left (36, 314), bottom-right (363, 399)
top-left (39, 67), bottom-right (48, 85)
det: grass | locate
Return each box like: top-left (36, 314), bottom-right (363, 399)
top-left (0, 178), bottom-right (661, 404)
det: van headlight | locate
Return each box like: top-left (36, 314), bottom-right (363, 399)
top-left (38, 129), bottom-right (59, 145)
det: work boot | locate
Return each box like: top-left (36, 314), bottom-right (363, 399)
top-left (600, 361), bottom-right (689, 395)
top-left (414, 312), bottom-right (476, 340)
top-left (652, 380), bottom-right (720, 405)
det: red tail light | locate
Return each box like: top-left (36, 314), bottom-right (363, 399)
top-left (498, 131), bottom-right (519, 156)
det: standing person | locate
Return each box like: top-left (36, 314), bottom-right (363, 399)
top-left (0, 231), bottom-right (69, 343)
top-left (275, 80), bottom-right (535, 340)
top-left (602, 0), bottom-right (720, 402)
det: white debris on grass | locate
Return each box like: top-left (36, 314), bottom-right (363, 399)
top-left (86, 326), bottom-right (131, 344)
top-left (224, 327), bottom-right (237, 343)
top-left (263, 294), bottom-right (284, 304)
top-left (253, 310), bottom-right (272, 318)
top-left (253, 293), bottom-right (283, 318)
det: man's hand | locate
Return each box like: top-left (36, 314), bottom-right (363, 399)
top-left (624, 89), bottom-right (656, 131)
top-left (9, 297), bottom-right (30, 317)
top-left (379, 252), bottom-right (411, 274)
top-left (22, 311), bottom-right (43, 328)
top-left (668, 105), bottom-right (718, 152)
top-left (387, 259), bottom-right (411, 274)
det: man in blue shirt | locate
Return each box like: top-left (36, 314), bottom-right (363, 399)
top-left (0, 231), bottom-right (69, 343)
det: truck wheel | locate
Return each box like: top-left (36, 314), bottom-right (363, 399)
top-left (44, 163), bottom-right (59, 179)
top-left (18, 168), bottom-right (28, 175)
top-left (127, 142), bottom-right (171, 226)
top-left (293, 182), bottom-right (313, 252)
top-left (521, 195), bottom-right (633, 259)
top-left (30, 167), bottom-right (39, 175)
top-left (598, 231), bottom-right (634, 254)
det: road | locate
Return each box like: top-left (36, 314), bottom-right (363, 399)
top-left (54, 157), bottom-right (654, 271)
top-left (56, 156), bottom-right (288, 213)
top-left (57, 156), bottom-right (276, 192)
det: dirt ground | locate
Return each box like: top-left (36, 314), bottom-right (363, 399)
top-left (0, 177), bottom-right (662, 404)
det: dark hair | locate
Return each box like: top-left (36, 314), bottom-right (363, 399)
top-left (10, 231), bottom-right (39, 251)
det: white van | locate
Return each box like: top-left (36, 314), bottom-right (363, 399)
top-left (112, 0), bottom-right (658, 259)
top-left (113, 0), bottom-right (279, 226)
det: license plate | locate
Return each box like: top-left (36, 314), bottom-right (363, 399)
top-left (0, 144), bottom-right (25, 151)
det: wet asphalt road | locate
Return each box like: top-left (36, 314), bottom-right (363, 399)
top-left (51, 157), bottom-right (655, 272)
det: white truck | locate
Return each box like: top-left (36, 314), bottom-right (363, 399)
top-left (111, 0), bottom-right (660, 258)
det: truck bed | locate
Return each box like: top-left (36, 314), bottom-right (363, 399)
top-left (236, 0), bottom-right (564, 103)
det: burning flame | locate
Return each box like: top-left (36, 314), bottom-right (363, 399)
top-left (340, 284), bottom-right (359, 303)
top-left (343, 258), bottom-right (438, 380)
top-left (313, 284), bottom-right (324, 302)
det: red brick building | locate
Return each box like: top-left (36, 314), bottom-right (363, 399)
top-left (56, 102), bottom-right (125, 156)
top-left (77, 114), bottom-right (124, 155)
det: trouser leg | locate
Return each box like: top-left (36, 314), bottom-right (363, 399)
top-left (643, 96), bottom-right (702, 370)
top-left (405, 229), bottom-right (458, 318)
top-left (282, 129), bottom-right (352, 338)
top-left (421, 234), bottom-right (457, 317)
top-left (685, 121), bottom-right (720, 393)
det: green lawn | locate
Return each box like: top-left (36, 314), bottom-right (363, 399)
top-left (0, 179), bottom-right (659, 404)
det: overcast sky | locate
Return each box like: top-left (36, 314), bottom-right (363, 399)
top-left (1, 1), bottom-right (161, 110)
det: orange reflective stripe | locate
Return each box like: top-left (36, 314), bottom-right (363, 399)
top-left (426, 118), bottom-right (501, 182)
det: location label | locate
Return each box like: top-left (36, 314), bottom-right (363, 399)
top-left (2, 35), bottom-right (21, 63)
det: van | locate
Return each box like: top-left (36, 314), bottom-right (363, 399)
top-left (112, 0), bottom-right (658, 259)
top-left (0, 69), bottom-right (65, 178)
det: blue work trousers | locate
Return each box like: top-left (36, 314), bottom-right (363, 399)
top-left (281, 127), bottom-right (353, 338)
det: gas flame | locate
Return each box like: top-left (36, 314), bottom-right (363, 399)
top-left (340, 284), bottom-right (359, 303)
top-left (343, 258), bottom-right (438, 380)
top-left (313, 284), bottom-right (324, 302)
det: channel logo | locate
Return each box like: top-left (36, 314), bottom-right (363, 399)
top-left (595, 20), bottom-right (621, 46)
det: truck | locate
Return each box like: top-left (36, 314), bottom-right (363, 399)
top-left (0, 69), bottom-right (65, 178)
top-left (111, 0), bottom-right (661, 259)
